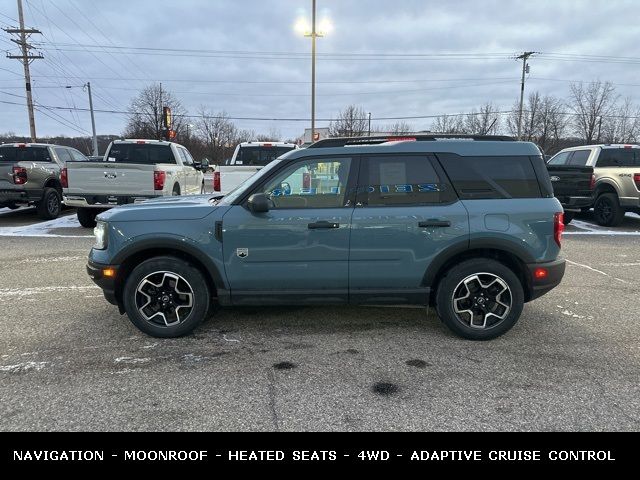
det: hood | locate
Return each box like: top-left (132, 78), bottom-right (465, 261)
top-left (97, 195), bottom-right (219, 222)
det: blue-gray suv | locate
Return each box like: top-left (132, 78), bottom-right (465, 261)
top-left (87, 135), bottom-right (566, 340)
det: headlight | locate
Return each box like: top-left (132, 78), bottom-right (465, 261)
top-left (93, 221), bottom-right (108, 250)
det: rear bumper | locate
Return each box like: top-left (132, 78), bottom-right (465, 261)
top-left (64, 194), bottom-right (156, 208)
top-left (87, 260), bottom-right (119, 307)
top-left (526, 258), bottom-right (566, 301)
top-left (557, 195), bottom-right (594, 211)
top-left (0, 189), bottom-right (29, 204)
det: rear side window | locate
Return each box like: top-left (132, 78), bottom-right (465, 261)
top-left (358, 155), bottom-right (454, 206)
top-left (567, 150), bottom-right (591, 166)
top-left (438, 155), bottom-right (542, 199)
top-left (106, 143), bottom-right (176, 165)
top-left (0, 146), bottom-right (51, 162)
top-left (54, 147), bottom-right (72, 163)
top-left (596, 149), bottom-right (640, 167)
top-left (69, 149), bottom-right (88, 162)
top-left (237, 146), bottom-right (295, 166)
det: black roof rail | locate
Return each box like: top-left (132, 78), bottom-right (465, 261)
top-left (307, 134), bottom-right (515, 149)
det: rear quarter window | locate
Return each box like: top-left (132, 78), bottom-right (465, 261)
top-left (437, 154), bottom-right (542, 199)
top-left (106, 143), bottom-right (176, 165)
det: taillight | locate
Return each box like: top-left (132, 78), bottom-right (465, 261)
top-left (589, 173), bottom-right (596, 190)
top-left (554, 212), bottom-right (564, 247)
top-left (633, 173), bottom-right (640, 190)
top-left (60, 167), bottom-right (68, 188)
top-left (213, 171), bottom-right (221, 192)
top-left (12, 166), bottom-right (27, 185)
top-left (154, 171), bottom-right (166, 191)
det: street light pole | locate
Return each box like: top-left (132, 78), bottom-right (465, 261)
top-left (85, 82), bottom-right (98, 156)
top-left (368, 112), bottom-right (371, 136)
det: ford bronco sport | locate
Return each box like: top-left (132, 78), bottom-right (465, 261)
top-left (87, 135), bottom-right (566, 340)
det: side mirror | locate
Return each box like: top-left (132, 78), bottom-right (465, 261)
top-left (247, 193), bottom-right (270, 213)
top-left (200, 159), bottom-right (210, 170)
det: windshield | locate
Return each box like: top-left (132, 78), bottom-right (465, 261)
top-left (236, 146), bottom-right (295, 166)
top-left (218, 159), bottom-right (284, 205)
top-left (0, 146), bottom-right (51, 162)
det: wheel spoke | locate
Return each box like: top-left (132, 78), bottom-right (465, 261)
top-left (134, 271), bottom-right (195, 328)
top-left (451, 272), bottom-right (512, 329)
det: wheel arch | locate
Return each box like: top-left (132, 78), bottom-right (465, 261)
top-left (424, 244), bottom-right (532, 306)
top-left (112, 240), bottom-right (224, 309)
top-left (594, 179), bottom-right (620, 198)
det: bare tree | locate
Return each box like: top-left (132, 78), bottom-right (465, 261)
top-left (507, 92), bottom-right (567, 154)
top-left (256, 127), bottom-right (282, 142)
top-left (601, 97), bottom-right (640, 144)
top-left (124, 84), bottom-right (186, 140)
top-left (329, 105), bottom-right (368, 137)
top-left (431, 114), bottom-right (467, 134)
top-left (568, 81), bottom-right (617, 143)
top-left (387, 121), bottom-right (413, 135)
top-left (196, 108), bottom-right (237, 164)
top-left (465, 103), bottom-right (500, 135)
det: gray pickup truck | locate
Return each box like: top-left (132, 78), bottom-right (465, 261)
top-left (548, 144), bottom-right (640, 226)
top-left (0, 143), bottom-right (89, 219)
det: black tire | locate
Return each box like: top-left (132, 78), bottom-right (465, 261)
top-left (563, 211), bottom-right (574, 225)
top-left (435, 258), bottom-right (524, 340)
top-left (77, 208), bottom-right (98, 228)
top-left (5, 203), bottom-right (19, 210)
top-left (36, 187), bottom-right (61, 220)
top-left (593, 193), bottom-right (625, 227)
top-left (122, 256), bottom-right (210, 337)
top-left (172, 185), bottom-right (180, 196)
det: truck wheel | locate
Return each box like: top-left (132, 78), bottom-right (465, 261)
top-left (77, 208), bottom-right (98, 228)
top-left (5, 203), bottom-right (19, 210)
top-left (563, 211), bottom-right (574, 225)
top-left (435, 258), bottom-right (524, 340)
top-left (122, 256), bottom-right (210, 338)
top-left (36, 188), bottom-right (61, 220)
top-left (172, 185), bottom-right (180, 196)
top-left (594, 193), bottom-right (625, 227)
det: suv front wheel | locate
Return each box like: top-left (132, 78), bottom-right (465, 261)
top-left (122, 256), bottom-right (210, 337)
top-left (435, 259), bottom-right (524, 340)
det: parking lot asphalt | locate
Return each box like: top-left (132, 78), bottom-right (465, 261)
top-left (0, 208), bottom-right (639, 431)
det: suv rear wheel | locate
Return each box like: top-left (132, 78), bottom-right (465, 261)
top-left (36, 187), bottom-right (61, 220)
top-left (77, 208), bottom-right (98, 228)
top-left (435, 258), bottom-right (524, 340)
top-left (593, 193), bottom-right (625, 227)
top-left (122, 256), bottom-right (210, 337)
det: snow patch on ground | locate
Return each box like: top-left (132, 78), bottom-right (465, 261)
top-left (0, 214), bottom-right (93, 238)
top-left (0, 361), bottom-right (48, 373)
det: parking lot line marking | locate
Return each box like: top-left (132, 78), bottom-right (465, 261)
top-left (0, 285), bottom-right (100, 297)
top-left (565, 259), bottom-right (630, 284)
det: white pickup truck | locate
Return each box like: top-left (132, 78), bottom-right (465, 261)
top-left (63, 139), bottom-right (207, 227)
top-left (211, 141), bottom-right (297, 195)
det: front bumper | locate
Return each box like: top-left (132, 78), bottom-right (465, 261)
top-left (526, 258), bottom-right (566, 301)
top-left (87, 260), bottom-right (119, 307)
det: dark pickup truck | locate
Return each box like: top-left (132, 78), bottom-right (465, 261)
top-left (546, 162), bottom-right (595, 224)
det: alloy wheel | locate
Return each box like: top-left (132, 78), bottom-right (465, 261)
top-left (135, 271), bottom-right (194, 327)
top-left (451, 273), bottom-right (512, 329)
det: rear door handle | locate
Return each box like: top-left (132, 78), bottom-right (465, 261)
top-left (308, 221), bottom-right (340, 229)
top-left (419, 219), bottom-right (451, 228)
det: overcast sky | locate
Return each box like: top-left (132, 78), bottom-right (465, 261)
top-left (1, 0), bottom-right (639, 140)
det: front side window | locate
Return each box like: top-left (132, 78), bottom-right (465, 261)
top-left (596, 149), bottom-right (639, 167)
top-left (547, 151), bottom-right (571, 166)
top-left (257, 157), bottom-right (352, 209)
top-left (358, 155), bottom-right (453, 206)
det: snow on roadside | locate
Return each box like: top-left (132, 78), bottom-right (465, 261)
top-left (0, 214), bottom-right (93, 238)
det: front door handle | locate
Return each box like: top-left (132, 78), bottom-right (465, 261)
top-left (308, 221), bottom-right (340, 229)
top-left (419, 219), bottom-right (451, 228)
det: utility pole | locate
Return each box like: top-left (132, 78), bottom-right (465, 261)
top-left (516, 51), bottom-right (536, 141)
top-left (310, 0), bottom-right (317, 142)
top-left (4, 0), bottom-right (43, 142)
top-left (368, 112), bottom-right (371, 136)
top-left (85, 82), bottom-right (98, 156)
